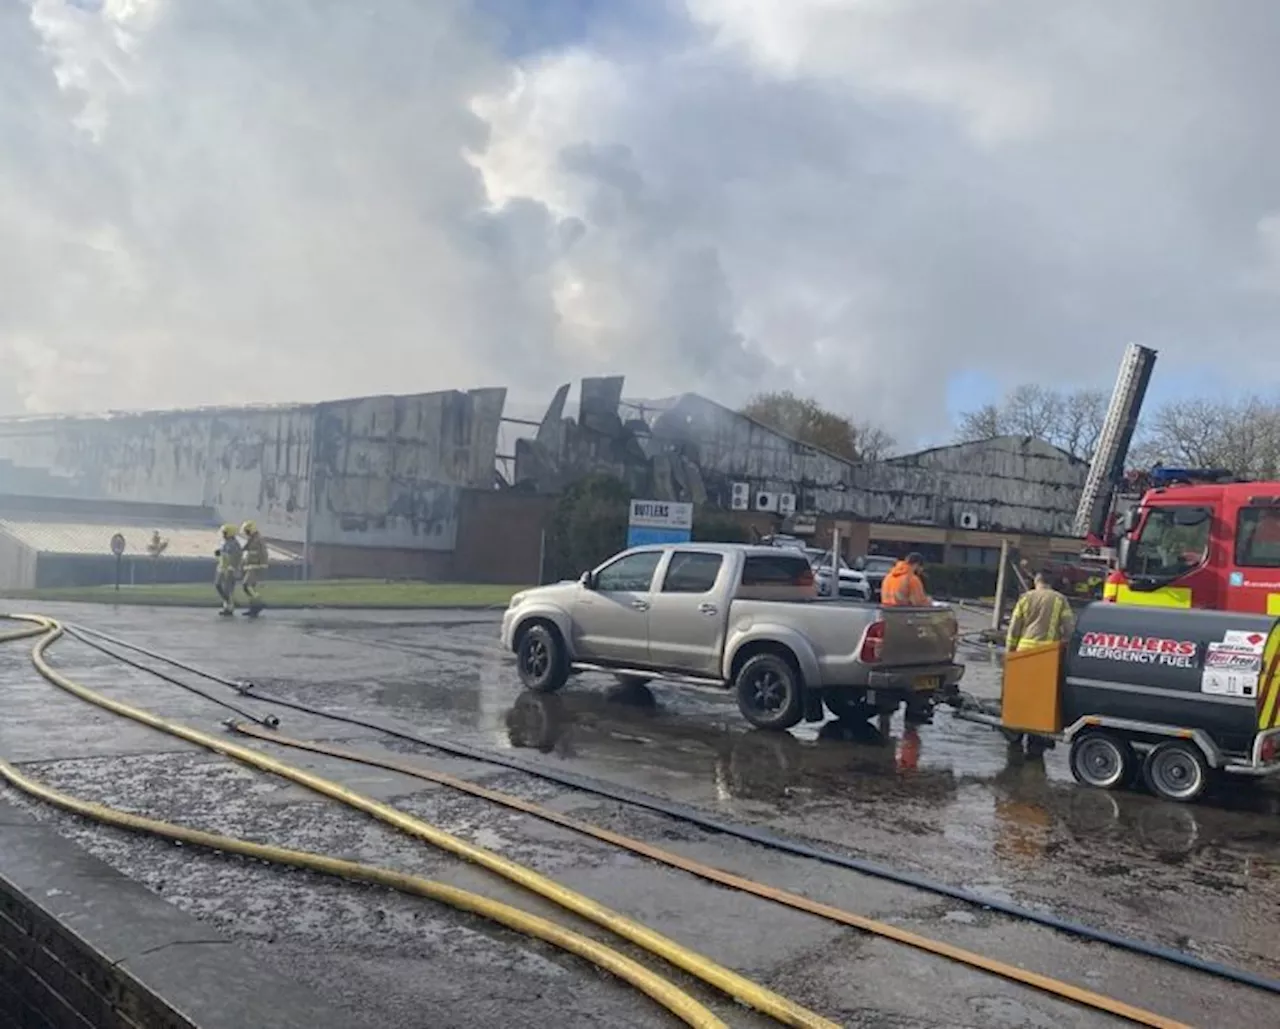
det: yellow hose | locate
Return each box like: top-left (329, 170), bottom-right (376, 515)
top-left (0, 757), bottom-right (726, 1029)
top-left (229, 723), bottom-right (1192, 1029)
top-left (9, 616), bottom-right (839, 1029)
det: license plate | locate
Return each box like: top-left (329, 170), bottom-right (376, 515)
top-left (913, 676), bottom-right (941, 691)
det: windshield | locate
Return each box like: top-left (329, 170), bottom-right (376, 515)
top-left (1127, 505), bottom-right (1212, 580)
top-left (812, 550), bottom-right (850, 572)
top-left (862, 556), bottom-right (896, 573)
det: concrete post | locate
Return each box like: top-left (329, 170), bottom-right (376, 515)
top-left (992, 538), bottom-right (1010, 631)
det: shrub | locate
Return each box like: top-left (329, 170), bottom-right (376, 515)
top-left (922, 564), bottom-right (998, 600)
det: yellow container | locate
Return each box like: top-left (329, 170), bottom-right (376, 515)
top-left (1000, 643), bottom-right (1063, 735)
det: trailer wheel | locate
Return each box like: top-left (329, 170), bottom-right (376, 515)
top-left (1143, 741), bottom-right (1210, 804)
top-left (1068, 731), bottom-right (1135, 790)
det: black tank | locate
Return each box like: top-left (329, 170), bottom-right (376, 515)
top-left (1062, 603), bottom-right (1277, 755)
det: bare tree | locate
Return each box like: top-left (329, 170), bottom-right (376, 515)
top-left (955, 385), bottom-right (1108, 459)
top-left (955, 403), bottom-right (1003, 443)
top-left (1139, 395), bottom-right (1280, 476)
top-left (854, 422), bottom-right (897, 462)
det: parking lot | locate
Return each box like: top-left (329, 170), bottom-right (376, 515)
top-left (0, 602), bottom-right (1277, 1027)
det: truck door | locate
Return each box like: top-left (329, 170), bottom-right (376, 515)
top-left (646, 550), bottom-right (728, 676)
top-left (572, 550), bottom-right (663, 666)
top-left (1230, 504), bottom-right (1280, 615)
top-left (1122, 504), bottom-right (1215, 608)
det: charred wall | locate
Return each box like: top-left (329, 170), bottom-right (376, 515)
top-left (0, 388), bottom-right (505, 553)
top-left (514, 381), bottom-right (1087, 536)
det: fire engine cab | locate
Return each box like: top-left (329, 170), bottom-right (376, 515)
top-left (1111, 473), bottom-right (1280, 615)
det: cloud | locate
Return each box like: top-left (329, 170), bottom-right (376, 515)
top-left (4, 1), bottom-right (1280, 444)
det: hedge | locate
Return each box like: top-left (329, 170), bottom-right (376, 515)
top-left (921, 564), bottom-right (998, 600)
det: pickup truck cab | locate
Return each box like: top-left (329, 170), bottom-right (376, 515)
top-left (501, 543), bottom-right (964, 731)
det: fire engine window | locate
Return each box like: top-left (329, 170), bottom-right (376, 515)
top-left (1235, 507), bottom-right (1280, 567)
top-left (1130, 506), bottom-right (1211, 579)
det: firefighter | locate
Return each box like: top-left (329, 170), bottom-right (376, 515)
top-left (213, 524), bottom-right (242, 617)
top-left (1005, 572), bottom-right (1075, 652)
top-left (239, 520), bottom-right (268, 615)
top-left (880, 553), bottom-right (930, 606)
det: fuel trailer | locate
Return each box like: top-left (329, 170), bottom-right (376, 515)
top-left (957, 602), bottom-right (1280, 803)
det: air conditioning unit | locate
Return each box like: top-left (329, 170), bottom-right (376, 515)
top-left (730, 482), bottom-right (751, 511)
top-left (958, 511), bottom-right (980, 530)
top-left (777, 492), bottom-right (797, 515)
top-left (755, 491), bottom-right (779, 513)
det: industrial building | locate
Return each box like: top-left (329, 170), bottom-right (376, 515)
top-left (0, 377), bottom-right (1087, 591)
top-left (0, 496), bottom-right (300, 591)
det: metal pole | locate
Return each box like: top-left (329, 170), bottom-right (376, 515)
top-left (537, 528), bottom-right (547, 586)
top-left (992, 538), bottom-right (1010, 631)
top-left (114, 554), bottom-right (121, 593)
top-left (303, 417), bottom-right (317, 581)
top-left (830, 527), bottom-right (841, 599)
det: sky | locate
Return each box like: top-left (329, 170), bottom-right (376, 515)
top-left (3, 1), bottom-right (1280, 447)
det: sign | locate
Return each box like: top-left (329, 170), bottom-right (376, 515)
top-left (627, 499), bottom-right (693, 548)
top-left (110, 532), bottom-right (127, 593)
top-left (1077, 631), bottom-right (1199, 669)
top-left (789, 515), bottom-right (817, 536)
top-left (1201, 642), bottom-right (1261, 698)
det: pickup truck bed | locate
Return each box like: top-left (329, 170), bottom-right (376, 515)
top-left (501, 543), bottom-right (964, 730)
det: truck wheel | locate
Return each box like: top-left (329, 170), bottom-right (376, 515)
top-left (1143, 741), bottom-right (1210, 804)
top-left (823, 690), bottom-right (875, 723)
top-left (735, 653), bottom-right (804, 731)
top-left (516, 623), bottom-right (569, 693)
top-left (1068, 730), bottom-right (1135, 791)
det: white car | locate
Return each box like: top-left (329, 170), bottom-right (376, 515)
top-left (811, 551), bottom-right (872, 601)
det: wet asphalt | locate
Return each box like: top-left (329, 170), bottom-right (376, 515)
top-left (0, 601), bottom-right (1277, 1029)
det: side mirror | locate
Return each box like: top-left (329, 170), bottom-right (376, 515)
top-left (579, 570), bottom-right (593, 589)
top-left (1122, 507), bottom-right (1140, 533)
top-left (1117, 537), bottom-right (1132, 571)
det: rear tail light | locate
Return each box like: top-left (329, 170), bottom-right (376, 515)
top-left (860, 620), bottom-right (885, 663)
top-left (1262, 736), bottom-right (1278, 763)
top-left (795, 567), bottom-right (814, 588)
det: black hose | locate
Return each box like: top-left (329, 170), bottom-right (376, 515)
top-left (67, 622), bottom-right (1280, 997)
top-left (64, 626), bottom-right (280, 730)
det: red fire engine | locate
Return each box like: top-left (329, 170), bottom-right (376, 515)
top-left (1107, 472), bottom-right (1280, 615)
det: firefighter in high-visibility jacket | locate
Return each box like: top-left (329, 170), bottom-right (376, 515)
top-left (1006, 573), bottom-right (1075, 652)
top-left (214, 524), bottom-right (242, 617)
top-left (238, 520), bottom-right (269, 615)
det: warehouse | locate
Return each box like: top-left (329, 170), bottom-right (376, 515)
top-left (0, 514), bottom-right (300, 592)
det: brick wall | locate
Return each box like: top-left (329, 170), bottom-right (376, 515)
top-left (308, 543), bottom-right (454, 581)
top-left (454, 490), bottom-right (554, 585)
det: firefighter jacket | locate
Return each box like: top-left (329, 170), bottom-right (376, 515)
top-left (216, 537), bottom-right (243, 575)
top-left (880, 561), bottom-right (928, 606)
top-left (243, 534), bottom-right (269, 571)
top-left (1006, 586), bottom-right (1075, 652)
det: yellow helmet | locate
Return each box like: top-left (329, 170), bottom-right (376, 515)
top-left (220, 524), bottom-right (237, 537)
top-left (241, 520), bottom-right (258, 536)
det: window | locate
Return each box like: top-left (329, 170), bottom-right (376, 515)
top-left (1235, 507), bottom-right (1280, 568)
top-left (741, 553), bottom-right (814, 586)
top-left (594, 551), bottom-right (662, 592)
top-left (1129, 506), bottom-right (1212, 579)
top-left (661, 552), bottom-right (723, 593)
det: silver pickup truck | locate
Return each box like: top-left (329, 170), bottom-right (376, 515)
top-left (500, 543), bottom-right (964, 731)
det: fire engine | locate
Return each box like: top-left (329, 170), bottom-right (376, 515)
top-left (1107, 472), bottom-right (1280, 615)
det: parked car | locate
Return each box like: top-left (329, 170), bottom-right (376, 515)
top-left (811, 551), bottom-right (872, 601)
top-left (500, 543), bottom-right (964, 731)
top-left (855, 554), bottom-right (899, 598)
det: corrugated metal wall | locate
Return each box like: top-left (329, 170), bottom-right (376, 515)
top-left (0, 388), bottom-right (506, 553)
top-left (0, 530), bottom-right (36, 591)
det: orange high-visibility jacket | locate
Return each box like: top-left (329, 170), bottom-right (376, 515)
top-left (880, 561), bottom-right (928, 606)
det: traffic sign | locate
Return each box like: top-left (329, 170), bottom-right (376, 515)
top-left (110, 533), bottom-right (127, 556)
